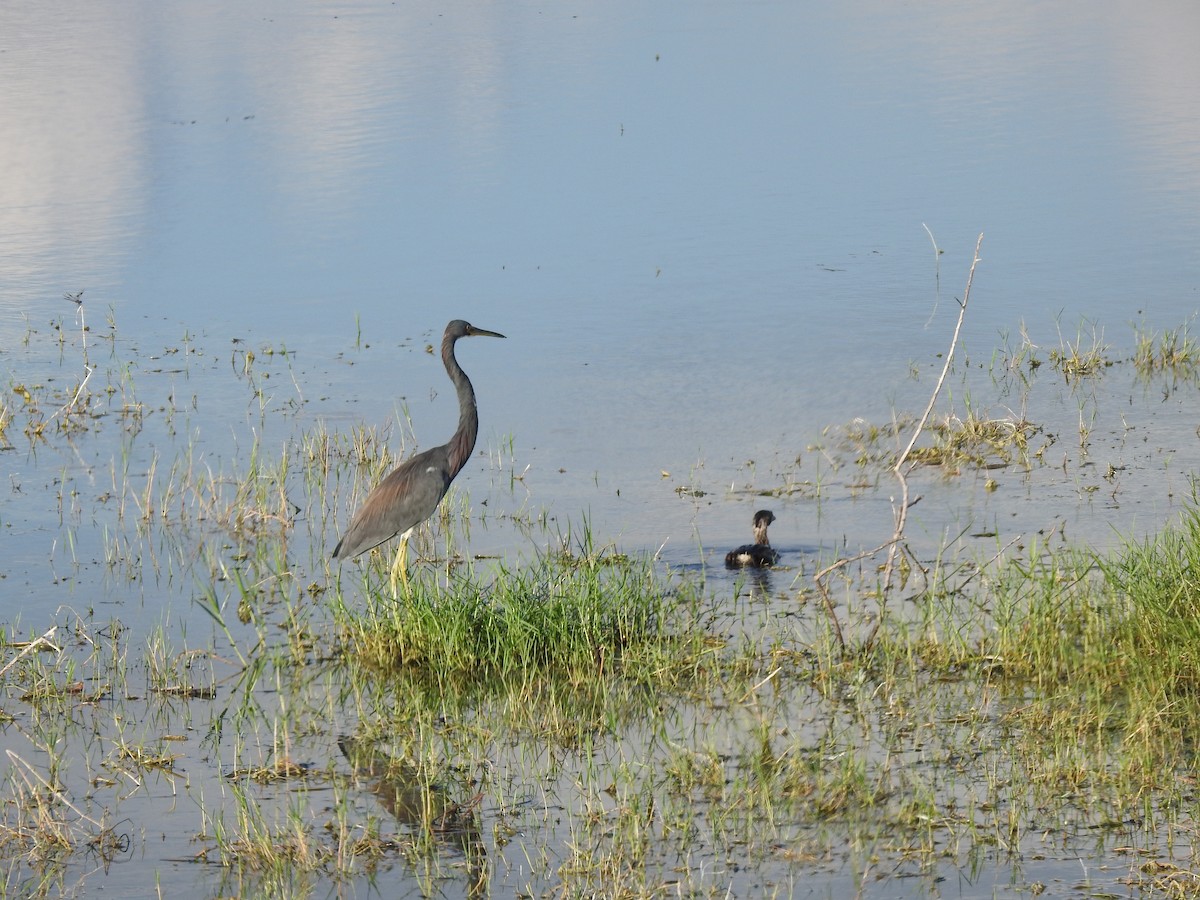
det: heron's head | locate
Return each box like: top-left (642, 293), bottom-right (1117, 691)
top-left (446, 319), bottom-right (506, 341)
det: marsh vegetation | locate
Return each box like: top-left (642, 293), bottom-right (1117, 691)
top-left (6, 257), bottom-right (1200, 899)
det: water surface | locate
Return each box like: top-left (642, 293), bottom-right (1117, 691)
top-left (3, 2), bottom-right (1200, 897)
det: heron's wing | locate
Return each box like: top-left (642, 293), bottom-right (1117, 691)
top-left (332, 446), bottom-right (453, 559)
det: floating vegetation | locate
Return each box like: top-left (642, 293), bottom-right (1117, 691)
top-left (821, 409), bottom-right (1042, 473)
top-left (908, 410), bottom-right (1042, 470)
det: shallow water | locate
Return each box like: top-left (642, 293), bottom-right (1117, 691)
top-left (5, 0), bottom-right (1200, 560)
top-left (3, 1), bottom-right (1200, 897)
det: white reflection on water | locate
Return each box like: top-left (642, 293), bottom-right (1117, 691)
top-left (1110, 5), bottom-right (1200, 199)
top-left (0, 4), bottom-right (146, 297)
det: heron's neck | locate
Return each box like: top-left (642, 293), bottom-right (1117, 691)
top-left (443, 336), bottom-right (480, 477)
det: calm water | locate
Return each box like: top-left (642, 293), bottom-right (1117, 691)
top-left (4, 2), bottom-right (1200, 896)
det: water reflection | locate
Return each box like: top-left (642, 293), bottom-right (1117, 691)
top-left (1110, 6), bottom-right (1200, 201)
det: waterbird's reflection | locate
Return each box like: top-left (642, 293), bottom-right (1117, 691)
top-left (732, 565), bottom-right (775, 595)
top-left (339, 735), bottom-right (487, 897)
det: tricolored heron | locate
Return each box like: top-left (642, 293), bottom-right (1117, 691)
top-left (333, 319), bottom-right (505, 594)
top-left (724, 509), bottom-right (780, 568)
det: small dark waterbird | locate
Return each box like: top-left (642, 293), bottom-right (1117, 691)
top-left (332, 319), bottom-right (505, 594)
top-left (724, 509), bottom-right (780, 568)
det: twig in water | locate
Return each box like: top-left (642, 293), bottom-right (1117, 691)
top-left (922, 223), bottom-right (942, 327)
top-left (0, 626), bottom-right (61, 678)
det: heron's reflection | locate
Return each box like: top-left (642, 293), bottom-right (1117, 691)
top-left (339, 735), bottom-right (487, 897)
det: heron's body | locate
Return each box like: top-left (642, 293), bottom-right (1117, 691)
top-left (331, 443), bottom-right (453, 560)
top-left (724, 509), bottom-right (780, 568)
top-left (333, 319), bottom-right (505, 593)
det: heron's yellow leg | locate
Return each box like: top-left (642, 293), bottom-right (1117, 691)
top-left (389, 533), bottom-right (411, 598)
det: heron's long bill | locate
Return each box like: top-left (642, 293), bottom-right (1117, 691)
top-left (466, 325), bottom-right (506, 339)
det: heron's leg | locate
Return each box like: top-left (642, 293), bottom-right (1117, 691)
top-left (389, 529), bottom-right (413, 599)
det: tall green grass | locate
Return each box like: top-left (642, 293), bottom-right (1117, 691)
top-left (966, 505), bottom-right (1200, 785)
top-left (333, 550), bottom-right (711, 691)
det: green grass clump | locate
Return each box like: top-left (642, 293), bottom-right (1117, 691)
top-left (335, 553), bottom-right (708, 691)
top-left (1048, 323), bottom-right (1111, 379)
top-left (1097, 509), bottom-right (1200, 734)
top-left (1133, 322), bottom-right (1200, 378)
